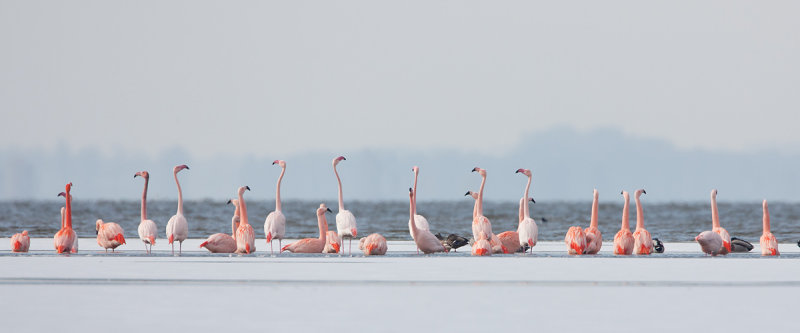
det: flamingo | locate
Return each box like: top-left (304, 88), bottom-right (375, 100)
top-left (95, 219), bottom-right (126, 252)
top-left (56, 196), bottom-right (79, 253)
top-left (323, 231), bottom-right (341, 253)
top-left (565, 226), bottom-right (586, 255)
top-left (409, 166), bottom-right (430, 254)
top-left (465, 190), bottom-right (507, 254)
top-left (282, 204), bottom-right (332, 253)
top-left (472, 231), bottom-right (492, 256)
top-left (632, 189), bottom-right (653, 255)
top-left (10, 230), bottom-right (29, 253)
top-left (760, 200), bottom-right (779, 256)
top-left (54, 183), bottom-right (77, 254)
top-left (333, 156), bottom-right (357, 255)
top-left (470, 167), bottom-right (507, 254)
top-left (696, 230), bottom-right (723, 256)
top-left (516, 168), bottom-right (538, 254)
top-left (613, 191), bottom-right (634, 255)
top-left (497, 231), bottom-right (521, 253)
top-left (264, 160), bottom-right (287, 255)
top-left (235, 186), bottom-right (256, 254)
top-left (584, 189), bottom-right (602, 254)
top-left (134, 171), bottom-right (157, 254)
top-left (710, 189), bottom-right (731, 255)
top-left (359, 233), bottom-right (388, 256)
top-left (199, 199), bottom-right (238, 253)
top-left (165, 164), bottom-right (189, 255)
top-left (409, 188), bottom-right (447, 254)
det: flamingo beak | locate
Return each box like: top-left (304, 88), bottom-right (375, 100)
top-left (643, 189), bottom-right (647, 194)
top-left (245, 186), bottom-right (251, 191)
top-left (464, 191), bottom-right (470, 196)
top-left (226, 199), bottom-right (232, 205)
top-left (531, 198), bottom-right (536, 204)
top-left (57, 192), bottom-right (66, 197)
top-left (326, 208), bottom-right (332, 213)
top-left (471, 167), bottom-right (478, 172)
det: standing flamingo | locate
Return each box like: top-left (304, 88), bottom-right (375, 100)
top-left (265, 160), bottom-right (287, 255)
top-left (613, 191), bottom-right (634, 255)
top-left (632, 189), bottom-right (653, 255)
top-left (470, 167), bottom-right (507, 254)
top-left (465, 190), bottom-right (507, 254)
top-left (57, 202), bottom-right (79, 253)
top-left (165, 164), bottom-right (189, 255)
top-left (235, 186), bottom-right (256, 254)
top-left (324, 231), bottom-right (341, 253)
top-left (10, 230), bottom-right (30, 253)
top-left (333, 156), bottom-right (357, 255)
top-left (282, 204), bottom-right (332, 253)
top-left (565, 227), bottom-right (586, 255)
top-left (54, 183), bottom-right (77, 254)
top-left (696, 230), bottom-right (723, 256)
top-left (134, 171), bottom-right (157, 254)
top-left (584, 189), bottom-right (603, 254)
top-left (96, 219), bottom-right (126, 252)
top-left (760, 200), bottom-right (779, 256)
top-left (409, 188), bottom-right (447, 254)
top-left (516, 169), bottom-right (538, 254)
top-left (199, 199), bottom-right (238, 253)
top-left (409, 166), bottom-right (430, 254)
top-left (359, 233), bottom-right (388, 256)
top-left (710, 189), bottom-right (731, 255)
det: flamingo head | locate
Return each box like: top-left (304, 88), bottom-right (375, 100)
top-left (464, 191), bottom-right (478, 199)
top-left (333, 156), bottom-right (346, 166)
top-left (64, 182), bottom-right (73, 193)
top-left (57, 191), bottom-right (66, 198)
top-left (711, 188), bottom-right (718, 199)
top-left (227, 198), bottom-right (239, 207)
top-left (173, 164), bottom-right (189, 173)
top-left (515, 168), bottom-right (531, 177)
top-left (621, 190), bottom-right (629, 201)
top-left (593, 188), bottom-right (598, 199)
top-left (272, 160), bottom-right (286, 168)
top-left (95, 219), bottom-right (103, 234)
top-left (134, 171), bottom-right (149, 179)
top-left (412, 166), bottom-right (419, 174)
top-left (635, 189), bottom-right (646, 199)
top-left (471, 167), bottom-right (486, 176)
top-left (317, 203), bottom-right (332, 215)
top-left (22, 230), bottom-right (28, 236)
top-left (530, 197), bottom-right (536, 204)
top-left (359, 237), bottom-right (366, 250)
top-left (238, 186), bottom-right (251, 196)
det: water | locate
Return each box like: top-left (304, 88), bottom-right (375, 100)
top-left (2, 200), bottom-right (800, 243)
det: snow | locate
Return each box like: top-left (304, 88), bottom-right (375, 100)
top-left (2, 239), bottom-right (799, 332)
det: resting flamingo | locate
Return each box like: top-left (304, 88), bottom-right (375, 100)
top-left (54, 183), bottom-right (77, 254)
top-left (235, 186), bottom-right (256, 254)
top-left (199, 199), bottom-right (238, 253)
top-left (409, 188), bottom-right (447, 254)
top-left (323, 231), bottom-right (341, 253)
top-left (470, 167), bottom-right (507, 254)
top-left (10, 230), bottom-right (29, 253)
top-left (96, 219), bottom-right (126, 252)
top-left (696, 231), bottom-right (723, 256)
top-left (710, 189), bottom-right (731, 255)
top-left (135, 171), bottom-right (157, 254)
top-left (565, 226), bottom-right (586, 255)
top-left (760, 200), bottom-right (779, 256)
top-left (282, 204), bottom-right (332, 253)
top-left (359, 233), bottom-right (388, 256)
top-left (632, 189), bottom-right (653, 255)
top-left (333, 156), bottom-right (357, 255)
top-left (472, 231), bottom-right (492, 256)
top-left (409, 166), bottom-right (431, 254)
top-left (613, 191), bottom-right (634, 255)
top-left (584, 189), bottom-right (602, 254)
top-left (516, 168), bottom-right (538, 253)
top-left (264, 160), bottom-right (287, 255)
top-left (166, 164), bottom-right (189, 255)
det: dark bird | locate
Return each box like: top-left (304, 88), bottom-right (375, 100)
top-left (435, 233), bottom-right (469, 252)
top-left (731, 237), bottom-right (754, 252)
top-left (652, 238), bottom-right (665, 253)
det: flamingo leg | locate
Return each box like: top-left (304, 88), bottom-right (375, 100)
top-left (270, 241), bottom-right (274, 255)
top-left (179, 241), bottom-right (182, 255)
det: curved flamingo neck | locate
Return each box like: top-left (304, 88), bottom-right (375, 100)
top-left (522, 174), bottom-right (531, 219)
top-left (711, 193), bottom-right (720, 229)
top-left (477, 172), bottom-right (486, 216)
top-left (275, 167), bottom-right (285, 212)
top-left (590, 192), bottom-right (599, 229)
top-left (413, 169), bottom-right (419, 207)
top-left (621, 195), bottom-right (630, 230)
top-left (231, 203), bottom-right (239, 237)
top-left (318, 211), bottom-right (327, 240)
top-left (762, 201), bottom-right (771, 233)
top-left (518, 197), bottom-right (524, 223)
top-left (409, 192), bottom-right (418, 238)
top-left (239, 191), bottom-right (249, 226)
top-left (174, 170), bottom-right (184, 215)
top-left (334, 165), bottom-right (345, 211)
top-left (60, 207), bottom-right (65, 229)
top-left (635, 195), bottom-right (644, 229)
top-left (65, 191), bottom-right (72, 229)
top-left (140, 177), bottom-right (149, 221)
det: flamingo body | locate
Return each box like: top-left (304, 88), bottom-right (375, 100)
top-left (584, 189), bottom-right (602, 254)
top-left (96, 219), bottom-right (126, 252)
top-left (360, 233), bottom-right (388, 256)
top-left (264, 211), bottom-right (286, 252)
top-left (633, 229), bottom-right (653, 255)
top-left (760, 200), bottom-right (779, 256)
top-left (710, 189), bottom-right (731, 254)
top-left (200, 233), bottom-right (237, 253)
top-left (472, 232), bottom-right (492, 256)
top-left (696, 231), bottom-right (723, 255)
top-left (497, 231), bottom-right (521, 253)
top-left (323, 230), bottom-right (341, 253)
top-left (613, 191), bottom-right (634, 255)
top-left (11, 231), bottom-right (30, 252)
top-left (565, 226), bottom-right (587, 255)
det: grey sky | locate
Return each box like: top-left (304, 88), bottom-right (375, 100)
top-left (2, 1), bottom-right (799, 158)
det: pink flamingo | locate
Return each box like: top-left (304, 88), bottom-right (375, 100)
top-left (515, 169), bottom-right (538, 253)
top-left (470, 167), bottom-right (507, 254)
top-left (56, 202), bottom-right (79, 253)
top-left (54, 183), bottom-right (77, 254)
top-left (760, 200), bottom-right (779, 256)
top-left (472, 231), bottom-right (492, 256)
top-left (10, 230), bottom-right (29, 253)
top-left (166, 164), bottom-right (189, 255)
top-left (134, 171), bottom-right (157, 254)
top-left (465, 190), bottom-right (507, 254)
top-left (95, 219), bottom-right (126, 252)
top-left (497, 231), bottom-right (521, 253)
top-left (710, 189), bottom-right (731, 254)
top-left (235, 186), bottom-right (256, 254)
top-left (565, 226), bottom-right (586, 255)
top-left (584, 189), bottom-right (602, 254)
top-left (282, 204), bottom-right (332, 253)
top-left (265, 160), bottom-right (287, 255)
top-left (409, 166), bottom-right (430, 254)
top-left (613, 191), bottom-right (634, 255)
top-left (323, 231), bottom-right (341, 253)
top-left (199, 199), bottom-right (238, 253)
top-left (696, 231), bottom-right (723, 256)
top-left (409, 188), bottom-right (447, 254)
top-left (359, 233), bottom-right (388, 256)
top-left (632, 189), bottom-right (653, 255)
top-left (333, 156), bottom-right (357, 255)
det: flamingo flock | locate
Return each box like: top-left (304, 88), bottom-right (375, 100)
top-left (5, 160), bottom-right (786, 258)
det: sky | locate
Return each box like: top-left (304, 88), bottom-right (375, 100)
top-left (2, 1), bottom-right (800, 200)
